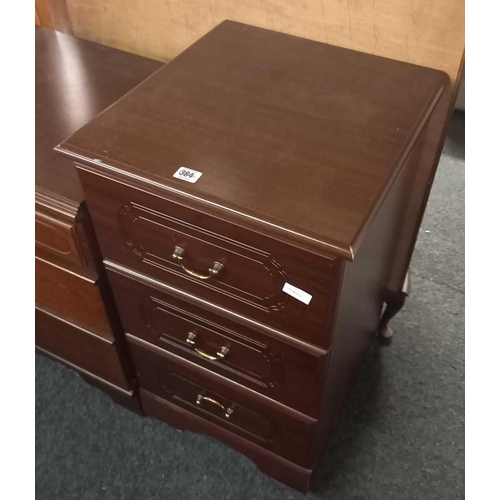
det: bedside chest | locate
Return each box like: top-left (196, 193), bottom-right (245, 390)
top-left (55, 21), bottom-right (449, 491)
top-left (35, 27), bottom-right (163, 410)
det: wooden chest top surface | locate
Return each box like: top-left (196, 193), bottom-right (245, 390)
top-left (56, 21), bottom-right (447, 258)
top-left (36, 26), bottom-right (163, 206)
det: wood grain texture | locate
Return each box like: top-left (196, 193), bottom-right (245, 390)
top-left (128, 335), bottom-right (318, 468)
top-left (140, 388), bottom-right (313, 491)
top-left (34, 28), bottom-right (166, 419)
top-left (65, 0), bottom-right (464, 85)
top-left (316, 126), bottom-right (427, 463)
top-left (35, 187), bottom-right (105, 280)
top-left (35, 210), bottom-right (88, 272)
top-left (57, 21), bottom-right (447, 261)
top-left (36, 0), bottom-right (54, 29)
top-left (108, 266), bottom-right (328, 417)
top-left (35, 26), bottom-right (162, 205)
top-left (76, 168), bottom-right (337, 347)
top-left (35, 257), bottom-right (114, 340)
top-left (52, 23), bottom-right (458, 491)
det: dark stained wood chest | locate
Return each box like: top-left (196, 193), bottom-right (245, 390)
top-left (55, 21), bottom-right (450, 491)
top-left (35, 26), bottom-right (163, 410)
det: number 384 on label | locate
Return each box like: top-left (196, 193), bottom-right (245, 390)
top-left (173, 166), bottom-right (203, 183)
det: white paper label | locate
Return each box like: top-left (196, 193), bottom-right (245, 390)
top-left (282, 283), bottom-right (312, 305)
top-left (173, 166), bottom-right (203, 183)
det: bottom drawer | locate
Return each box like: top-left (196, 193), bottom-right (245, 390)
top-left (140, 389), bottom-right (314, 492)
top-left (128, 335), bottom-right (318, 467)
top-left (35, 307), bottom-right (131, 390)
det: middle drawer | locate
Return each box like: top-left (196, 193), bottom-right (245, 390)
top-left (107, 265), bottom-right (328, 417)
top-left (35, 256), bottom-right (114, 341)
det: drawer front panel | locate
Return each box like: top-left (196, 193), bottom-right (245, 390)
top-left (108, 267), bottom-right (326, 417)
top-left (79, 170), bottom-right (337, 347)
top-left (35, 257), bottom-right (114, 340)
top-left (35, 212), bottom-right (86, 270)
top-left (139, 388), bottom-right (313, 492)
top-left (36, 308), bottom-right (130, 389)
top-left (128, 336), bottom-right (317, 467)
top-left (163, 369), bottom-right (273, 440)
top-left (119, 202), bottom-right (286, 310)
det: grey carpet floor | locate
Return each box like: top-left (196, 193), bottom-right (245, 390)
top-left (36, 111), bottom-right (465, 500)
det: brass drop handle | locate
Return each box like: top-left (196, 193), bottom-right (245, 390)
top-left (172, 246), bottom-right (225, 280)
top-left (186, 332), bottom-right (230, 361)
top-left (196, 394), bottom-right (234, 418)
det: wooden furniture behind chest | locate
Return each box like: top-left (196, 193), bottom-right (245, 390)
top-left (35, 27), bottom-right (162, 409)
top-left (55, 21), bottom-right (449, 491)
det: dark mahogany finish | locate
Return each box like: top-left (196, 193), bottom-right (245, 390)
top-left (139, 389), bottom-right (313, 491)
top-left (107, 265), bottom-right (327, 417)
top-left (35, 189), bottom-right (101, 280)
top-left (35, 257), bottom-right (114, 341)
top-left (36, 26), bottom-right (162, 204)
top-left (56, 21), bottom-right (447, 259)
top-left (36, 308), bottom-right (131, 390)
top-left (35, 27), bottom-right (162, 401)
top-left (77, 169), bottom-right (336, 347)
top-left (127, 335), bottom-right (318, 468)
top-left (54, 21), bottom-right (451, 492)
top-left (35, 26), bottom-right (163, 277)
top-left (35, 209), bottom-right (88, 272)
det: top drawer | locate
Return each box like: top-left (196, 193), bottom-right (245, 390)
top-left (78, 169), bottom-right (340, 347)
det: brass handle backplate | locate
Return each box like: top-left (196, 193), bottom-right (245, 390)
top-left (196, 393), bottom-right (234, 418)
top-left (186, 332), bottom-right (230, 361)
top-left (172, 246), bottom-right (224, 280)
